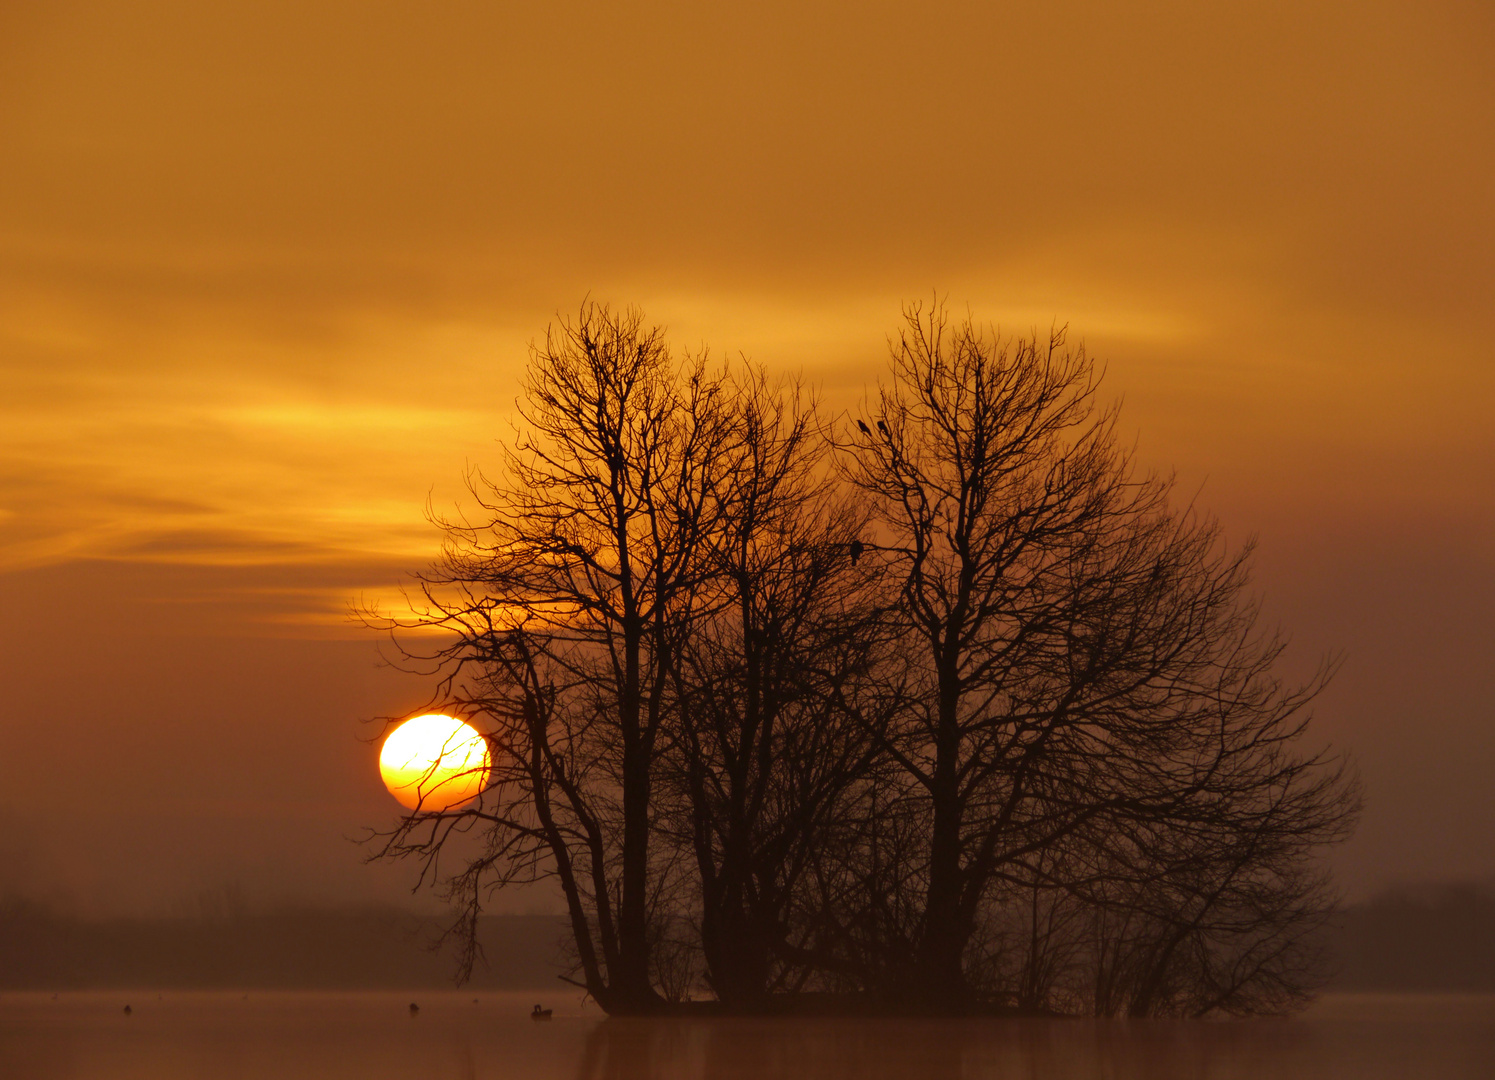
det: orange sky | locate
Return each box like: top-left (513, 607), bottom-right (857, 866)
top-left (1, 0), bottom-right (1491, 914)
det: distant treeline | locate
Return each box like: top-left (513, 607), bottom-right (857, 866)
top-left (1335, 882), bottom-right (1495, 992)
top-left (0, 900), bottom-right (566, 990)
top-left (3, 885), bottom-right (1491, 991)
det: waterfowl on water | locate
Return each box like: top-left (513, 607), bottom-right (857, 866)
top-left (531, 1004), bottom-right (552, 1021)
top-left (409, 1003), bottom-right (420, 1016)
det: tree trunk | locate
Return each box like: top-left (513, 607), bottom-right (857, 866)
top-left (612, 607), bottom-right (660, 1013)
top-left (913, 663), bottom-right (968, 1008)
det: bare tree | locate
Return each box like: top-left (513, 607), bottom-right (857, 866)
top-left (657, 367), bottom-right (891, 1004)
top-left (841, 301), bottom-right (1359, 1011)
top-left (367, 302), bottom-right (733, 1013)
top-left (1060, 687), bottom-right (1360, 1018)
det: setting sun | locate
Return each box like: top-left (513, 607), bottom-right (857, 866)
top-left (378, 714), bottom-right (490, 811)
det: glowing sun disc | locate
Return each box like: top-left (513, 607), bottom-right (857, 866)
top-left (379, 714), bottom-right (490, 811)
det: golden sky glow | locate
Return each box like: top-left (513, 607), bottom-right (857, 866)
top-left (0, 0), bottom-right (1491, 913)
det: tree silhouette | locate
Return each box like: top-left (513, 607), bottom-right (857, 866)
top-left (839, 302), bottom-right (1357, 1011)
top-left (365, 299), bottom-right (1358, 1017)
top-left (658, 367), bottom-right (890, 1005)
top-left (368, 302), bottom-right (736, 1012)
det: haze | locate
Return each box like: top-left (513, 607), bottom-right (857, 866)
top-left (0, 0), bottom-right (1491, 917)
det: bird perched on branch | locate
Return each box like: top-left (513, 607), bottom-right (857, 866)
top-left (857, 419), bottom-right (871, 435)
top-left (849, 541), bottom-right (864, 565)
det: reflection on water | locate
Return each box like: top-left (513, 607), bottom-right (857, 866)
top-left (3, 991), bottom-right (1493, 1080)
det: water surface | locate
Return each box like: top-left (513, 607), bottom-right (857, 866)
top-left (3, 990), bottom-right (1492, 1079)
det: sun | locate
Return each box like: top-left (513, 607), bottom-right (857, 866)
top-left (379, 714), bottom-right (490, 811)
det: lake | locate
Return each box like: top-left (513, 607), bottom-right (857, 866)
top-left (3, 990), bottom-right (1492, 1079)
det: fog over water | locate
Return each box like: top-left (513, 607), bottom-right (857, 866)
top-left (3, 992), bottom-right (1493, 1080)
